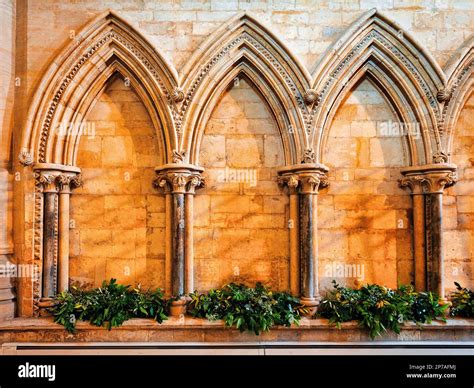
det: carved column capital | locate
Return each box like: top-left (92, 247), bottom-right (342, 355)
top-left (398, 175), bottom-right (425, 195)
top-left (277, 163), bottom-right (329, 194)
top-left (33, 164), bottom-right (82, 194)
top-left (35, 172), bottom-right (59, 193)
top-left (420, 171), bottom-right (457, 194)
top-left (154, 163), bottom-right (205, 194)
top-left (56, 173), bottom-right (83, 194)
top-left (277, 174), bottom-right (300, 194)
top-left (399, 164), bottom-right (457, 194)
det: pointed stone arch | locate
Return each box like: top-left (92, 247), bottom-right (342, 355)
top-left (17, 11), bottom-right (180, 315)
top-left (442, 36), bottom-right (474, 159)
top-left (178, 12), bottom-right (312, 166)
top-left (20, 10), bottom-right (178, 166)
top-left (311, 9), bottom-right (446, 166)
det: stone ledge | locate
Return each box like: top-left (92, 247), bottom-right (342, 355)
top-left (0, 318), bottom-right (472, 343)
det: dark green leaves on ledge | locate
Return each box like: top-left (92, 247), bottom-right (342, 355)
top-left (187, 283), bottom-right (307, 335)
top-left (51, 279), bottom-right (168, 333)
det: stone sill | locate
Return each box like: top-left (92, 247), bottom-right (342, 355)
top-left (0, 317), bottom-right (473, 331)
top-left (0, 317), bottom-right (472, 344)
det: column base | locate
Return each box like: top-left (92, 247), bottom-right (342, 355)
top-left (169, 298), bottom-right (187, 318)
top-left (300, 296), bottom-right (320, 316)
top-left (37, 298), bottom-right (56, 317)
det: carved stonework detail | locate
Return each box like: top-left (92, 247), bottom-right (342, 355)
top-left (398, 175), bottom-right (425, 195)
top-left (37, 173), bottom-right (58, 193)
top-left (172, 150), bottom-right (186, 164)
top-left (299, 173), bottom-right (329, 194)
top-left (400, 167), bottom-right (457, 194)
top-left (421, 171), bottom-right (457, 193)
top-left (278, 174), bottom-right (300, 194)
top-left (55, 173), bottom-right (82, 193)
top-left (55, 174), bottom-right (72, 192)
top-left (301, 149), bottom-right (315, 164)
top-left (171, 87), bottom-right (184, 103)
top-left (278, 167), bottom-right (329, 195)
top-left (70, 174), bottom-right (83, 189)
top-left (19, 149), bottom-right (33, 166)
top-left (303, 89), bottom-right (319, 105)
top-left (154, 170), bottom-right (204, 194)
top-left (432, 151), bottom-right (449, 164)
top-left (436, 88), bottom-right (452, 103)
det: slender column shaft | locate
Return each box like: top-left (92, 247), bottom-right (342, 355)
top-left (428, 192), bottom-right (445, 298)
top-left (412, 193), bottom-right (426, 291)
top-left (42, 192), bottom-right (58, 298)
top-left (289, 192), bottom-right (300, 295)
top-left (165, 193), bottom-right (173, 296)
top-left (299, 193), bottom-right (317, 302)
top-left (172, 193), bottom-right (185, 296)
top-left (185, 193), bottom-right (194, 294)
top-left (58, 191), bottom-right (70, 292)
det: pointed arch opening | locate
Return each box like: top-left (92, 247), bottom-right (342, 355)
top-left (311, 9), bottom-right (445, 166)
top-left (179, 13), bottom-right (311, 164)
top-left (21, 11), bottom-right (177, 166)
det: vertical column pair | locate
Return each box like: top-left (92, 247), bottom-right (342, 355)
top-left (278, 164), bottom-right (329, 315)
top-left (154, 163), bottom-right (204, 310)
top-left (400, 164), bottom-right (457, 302)
top-left (34, 164), bottom-right (82, 313)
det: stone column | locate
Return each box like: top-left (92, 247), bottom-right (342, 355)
top-left (399, 175), bottom-right (426, 291)
top-left (422, 171), bottom-right (457, 301)
top-left (278, 164), bottom-right (329, 314)
top-left (278, 175), bottom-right (300, 296)
top-left (37, 173), bottom-right (58, 304)
top-left (33, 164), bottom-right (81, 313)
top-left (154, 163), bottom-right (204, 304)
top-left (400, 164), bottom-right (457, 300)
top-left (56, 173), bottom-right (82, 292)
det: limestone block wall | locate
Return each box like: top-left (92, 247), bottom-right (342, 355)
top-left (320, 79), bottom-right (411, 291)
top-left (195, 77), bottom-right (289, 291)
top-left (445, 94), bottom-right (474, 292)
top-left (70, 77), bottom-right (166, 289)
